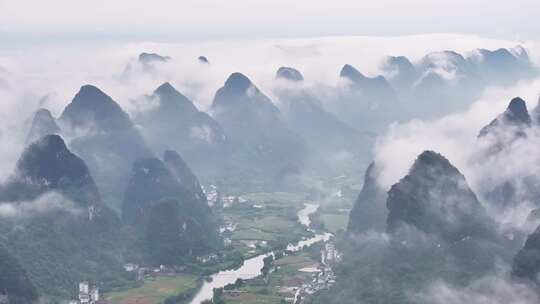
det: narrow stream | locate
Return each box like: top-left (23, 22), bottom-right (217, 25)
top-left (189, 203), bottom-right (329, 304)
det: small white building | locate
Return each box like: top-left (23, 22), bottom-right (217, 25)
top-left (72, 281), bottom-right (99, 304)
top-left (123, 263), bottom-right (139, 272)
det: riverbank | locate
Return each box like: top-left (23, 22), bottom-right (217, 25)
top-left (103, 197), bottom-right (329, 304)
top-left (189, 203), bottom-right (331, 304)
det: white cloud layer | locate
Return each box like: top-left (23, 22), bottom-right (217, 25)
top-left (0, 191), bottom-right (81, 218)
top-left (0, 34), bottom-right (537, 184)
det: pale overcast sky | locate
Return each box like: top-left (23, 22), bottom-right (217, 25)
top-left (0, 0), bottom-right (539, 45)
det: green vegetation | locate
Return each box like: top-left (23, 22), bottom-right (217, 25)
top-left (0, 244), bottom-right (38, 304)
top-left (318, 214), bottom-right (349, 233)
top-left (104, 274), bottom-right (198, 304)
top-left (218, 193), bottom-right (313, 258)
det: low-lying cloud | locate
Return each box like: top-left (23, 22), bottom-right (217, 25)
top-left (414, 273), bottom-right (540, 304)
top-left (0, 191), bottom-right (81, 218)
top-left (0, 34), bottom-right (537, 185)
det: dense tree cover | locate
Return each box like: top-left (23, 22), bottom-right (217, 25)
top-left (0, 244), bottom-right (38, 304)
top-left (0, 135), bottom-right (129, 300)
top-left (311, 151), bottom-right (508, 304)
top-left (122, 155), bottom-right (219, 266)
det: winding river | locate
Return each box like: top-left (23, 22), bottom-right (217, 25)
top-left (189, 203), bottom-right (330, 304)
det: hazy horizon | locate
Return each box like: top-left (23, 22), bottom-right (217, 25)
top-left (1, 0), bottom-right (539, 48)
top-left (2, 3), bottom-right (540, 304)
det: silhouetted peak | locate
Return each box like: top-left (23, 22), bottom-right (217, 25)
top-left (14, 134), bottom-right (100, 205)
top-left (505, 97), bottom-right (531, 124)
top-left (477, 46), bottom-right (530, 64)
top-left (154, 82), bottom-right (179, 96)
top-left (478, 97), bottom-right (531, 141)
top-left (347, 162), bottom-right (387, 233)
top-left (34, 108), bottom-right (55, 120)
top-left (223, 72), bottom-right (253, 94)
top-left (491, 48), bottom-right (513, 58)
top-left (387, 150), bottom-right (494, 241)
top-left (473, 47), bottom-right (521, 65)
top-left (163, 149), bottom-right (184, 164)
top-left (276, 67), bottom-right (304, 82)
top-left (340, 64), bottom-right (365, 82)
top-left (422, 50), bottom-right (468, 71)
top-left (60, 84), bottom-right (132, 130)
top-left (409, 150), bottom-right (456, 176)
top-left (198, 56), bottom-right (209, 64)
top-left (511, 45), bottom-right (530, 61)
top-left (30, 134), bottom-right (68, 154)
top-left (381, 56), bottom-right (419, 87)
top-left (79, 84), bottom-right (106, 98)
top-left (373, 75), bottom-right (387, 82)
top-left (427, 50), bottom-right (466, 62)
top-left (26, 108), bottom-right (60, 144)
top-left (387, 56), bottom-right (414, 67)
top-left (151, 82), bottom-right (197, 113)
top-left (163, 149), bottom-right (201, 191)
top-left (363, 162), bottom-right (378, 185)
top-left (384, 56), bottom-right (416, 74)
top-left (72, 85), bottom-right (120, 109)
top-left (138, 52), bottom-right (170, 64)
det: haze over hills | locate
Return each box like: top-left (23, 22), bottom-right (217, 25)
top-left (121, 151), bottom-right (218, 266)
top-left (59, 85), bottom-right (153, 208)
top-left (25, 108), bottom-right (60, 145)
top-left (273, 66), bottom-right (371, 177)
top-left (329, 96), bottom-right (540, 304)
top-left (0, 135), bottom-right (127, 300)
top-left (211, 72), bottom-right (307, 184)
top-left (318, 150), bottom-right (507, 304)
top-left (0, 35), bottom-right (540, 304)
top-left (134, 82), bottom-right (226, 167)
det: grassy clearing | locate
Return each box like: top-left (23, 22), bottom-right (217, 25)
top-left (248, 216), bottom-right (297, 233)
top-left (220, 192), bottom-right (313, 258)
top-left (104, 274), bottom-right (198, 304)
top-left (320, 213), bottom-right (349, 233)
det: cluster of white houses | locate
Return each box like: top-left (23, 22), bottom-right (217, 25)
top-left (69, 282), bottom-right (100, 304)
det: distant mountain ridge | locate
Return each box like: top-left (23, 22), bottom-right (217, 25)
top-left (122, 150), bottom-right (218, 265)
top-left (25, 108), bottom-right (60, 145)
top-left (59, 85), bottom-right (153, 208)
top-left (134, 82), bottom-right (226, 162)
top-left (212, 72), bottom-right (306, 177)
top-left (0, 134), bottom-right (126, 300)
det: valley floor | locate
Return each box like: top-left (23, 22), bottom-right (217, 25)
top-left (104, 190), bottom-right (349, 304)
top-left (104, 275), bottom-right (199, 304)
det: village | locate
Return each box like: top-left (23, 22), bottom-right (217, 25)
top-left (63, 185), bottom-right (348, 304)
top-left (294, 242), bottom-right (341, 303)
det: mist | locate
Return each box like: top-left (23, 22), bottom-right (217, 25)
top-left (3, 1), bottom-right (540, 302)
top-left (0, 191), bottom-right (81, 218)
top-left (0, 34), bottom-right (537, 184)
